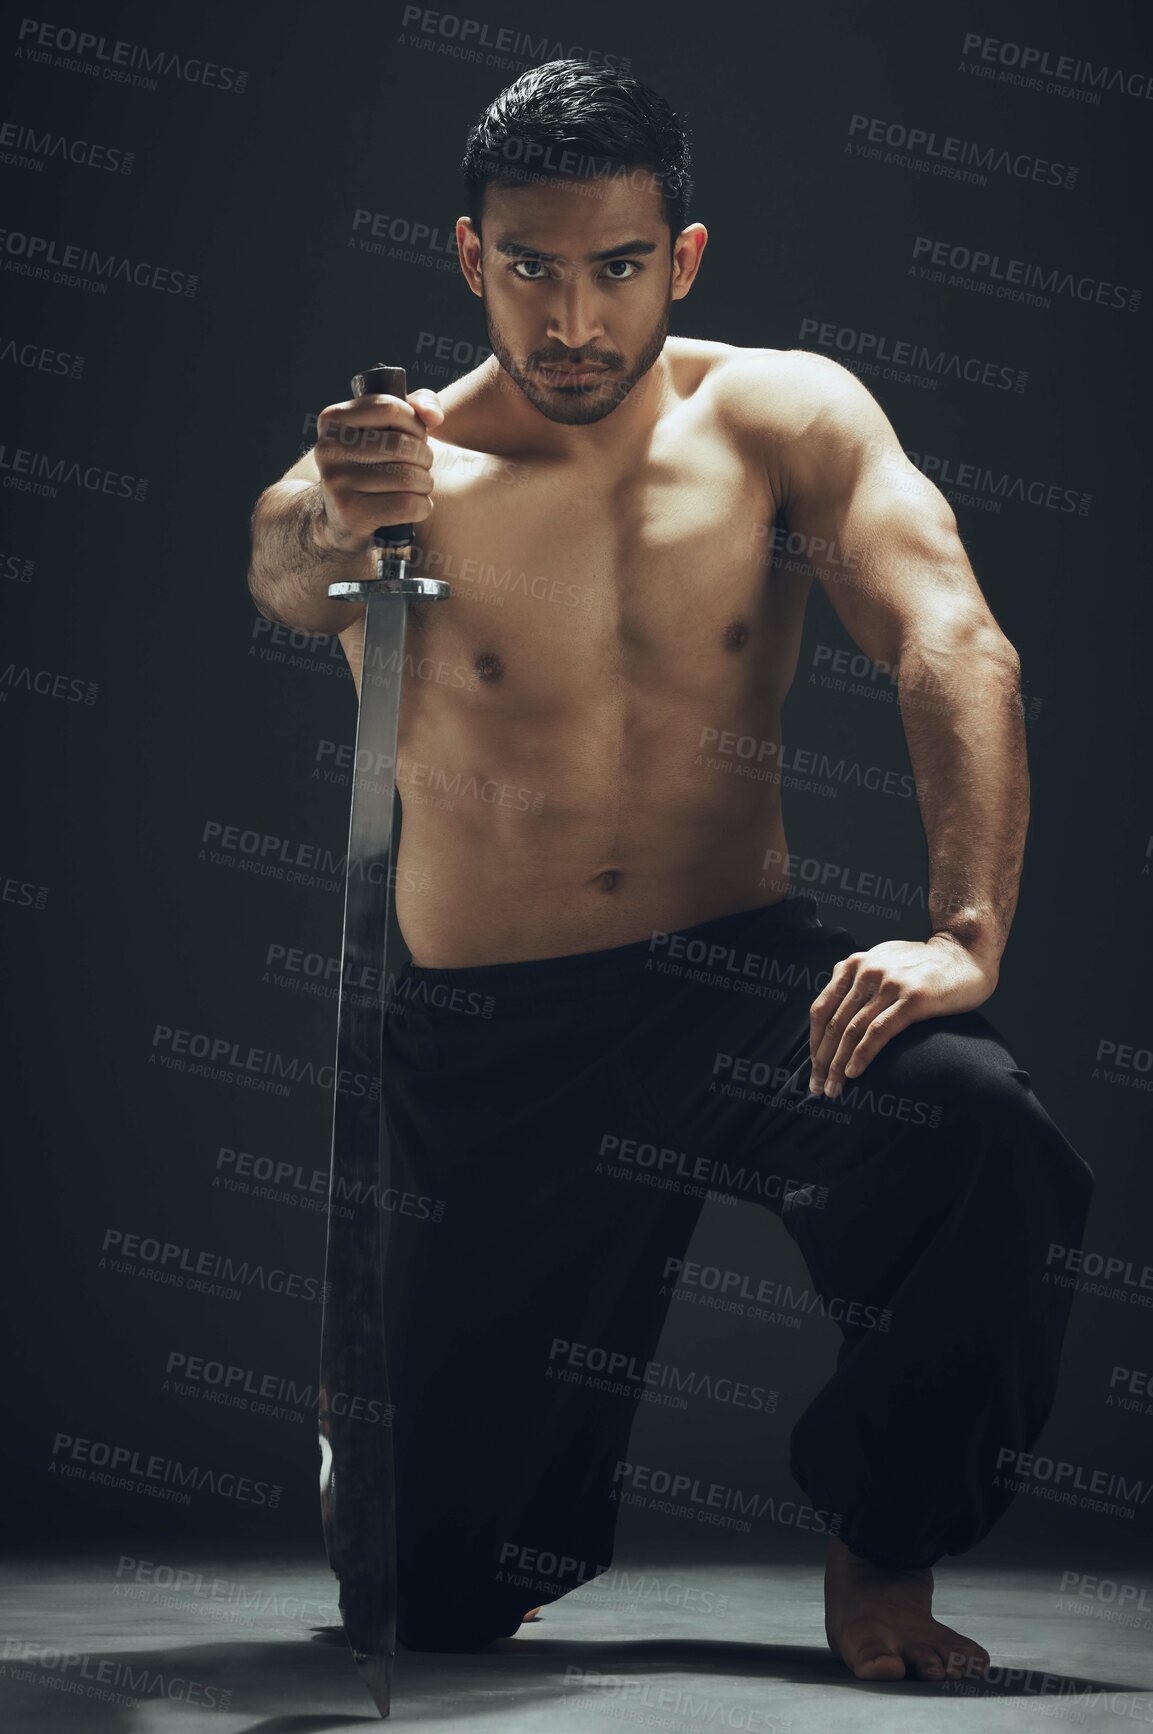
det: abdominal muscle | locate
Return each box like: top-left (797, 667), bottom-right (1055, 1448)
top-left (392, 698), bottom-right (793, 968)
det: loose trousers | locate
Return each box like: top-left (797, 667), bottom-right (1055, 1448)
top-left (380, 893), bottom-right (1094, 1651)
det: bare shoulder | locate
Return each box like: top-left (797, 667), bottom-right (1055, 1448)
top-left (708, 345), bottom-right (894, 441)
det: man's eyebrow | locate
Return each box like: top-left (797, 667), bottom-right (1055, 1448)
top-left (493, 238), bottom-right (661, 263)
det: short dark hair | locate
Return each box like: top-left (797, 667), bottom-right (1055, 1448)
top-left (461, 59), bottom-right (693, 238)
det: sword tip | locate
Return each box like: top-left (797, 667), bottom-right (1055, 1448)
top-left (355, 1653), bottom-right (392, 1719)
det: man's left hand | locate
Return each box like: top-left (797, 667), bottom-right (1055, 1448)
top-left (808, 936), bottom-right (998, 1097)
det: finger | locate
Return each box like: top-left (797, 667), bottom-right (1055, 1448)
top-left (809, 972), bottom-right (863, 1092)
top-left (408, 388), bottom-right (445, 428)
top-left (812, 987), bottom-right (872, 1086)
top-left (823, 982), bottom-right (901, 1095)
top-left (316, 397), bottom-right (434, 458)
top-left (840, 997), bottom-right (924, 1080)
top-left (809, 957), bottom-right (860, 1065)
top-left (812, 969), bottom-right (881, 1085)
top-left (317, 427), bottom-right (434, 471)
top-left (325, 458), bottom-right (434, 496)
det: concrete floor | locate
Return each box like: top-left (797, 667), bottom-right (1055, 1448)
top-left (1, 1548), bottom-right (1150, 1731)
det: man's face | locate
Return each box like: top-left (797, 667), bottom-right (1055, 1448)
top-left (459, 174), bottom-right (700, 426)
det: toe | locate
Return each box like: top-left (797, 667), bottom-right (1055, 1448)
top-left (854, 1651), bottom-right (907, 1681)
top-left (840, 1628), bottom-right (907, 1680)
top-left (936, 1628), bottom-right (990, 1680)
top-left (905, 1644), bottom-right (947, 1681)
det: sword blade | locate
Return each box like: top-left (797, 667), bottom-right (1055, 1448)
top-left (319, 573), bottom-right (409, 1719)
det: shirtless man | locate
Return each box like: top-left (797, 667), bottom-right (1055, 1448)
top-left (248, 60), bottom-right (1092, 1688)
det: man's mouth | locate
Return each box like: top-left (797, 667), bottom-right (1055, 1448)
top-left (535, 362), bottom-right (609, 386)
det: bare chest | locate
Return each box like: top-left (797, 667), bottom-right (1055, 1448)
top-left (403, 431), bottom-right (787, 710)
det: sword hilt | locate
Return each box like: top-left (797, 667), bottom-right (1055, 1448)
top-left (327, 363), bottom-right (450, 603)
top-left (351, 363), bottom-right (413, 553)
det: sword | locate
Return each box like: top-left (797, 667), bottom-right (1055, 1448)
top-left (317, 363), bottom-right (450, 1718)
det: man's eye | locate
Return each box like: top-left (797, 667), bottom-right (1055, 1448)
top-left (508, 259), bottom-right (640, 281)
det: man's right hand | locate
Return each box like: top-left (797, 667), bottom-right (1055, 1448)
top-left (312, 387), bottom-right (445, 553)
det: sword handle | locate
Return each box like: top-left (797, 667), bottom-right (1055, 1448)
top-left (351, 363), bottom-right (413, 553)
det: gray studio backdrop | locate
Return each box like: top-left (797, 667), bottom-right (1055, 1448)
top-left (3, 0), bottom-right (1151, 1582)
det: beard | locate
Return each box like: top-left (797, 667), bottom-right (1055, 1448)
top-left (481, 293), bottom-right (671, 426)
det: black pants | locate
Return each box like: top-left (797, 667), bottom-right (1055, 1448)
top-left (381, 894), bottom-right (1093, 1652)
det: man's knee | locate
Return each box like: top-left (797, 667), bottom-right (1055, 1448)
top-left (856, 1019), bottom-right (1089, 1192)
top-left (397, 1592), bottom-right (523, 1653)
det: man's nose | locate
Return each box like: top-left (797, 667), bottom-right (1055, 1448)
top-left (546, 282), bottom-right (605, 349)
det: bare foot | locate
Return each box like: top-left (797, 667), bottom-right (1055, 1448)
top-left (522, 1606), bottom-right (542, 1623)
top-left (824, 1536), bottom-right (990, 1682)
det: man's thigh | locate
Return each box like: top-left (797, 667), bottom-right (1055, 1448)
top-left (381, 986), bottom-right (705, 1583)
top-left (602, 904), bottom-right (1090, 1234)
top-left (600, 901), bottom-right (858, 1210)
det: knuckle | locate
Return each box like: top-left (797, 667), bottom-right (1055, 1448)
top-left (378, 461), bottom-right (429, 488)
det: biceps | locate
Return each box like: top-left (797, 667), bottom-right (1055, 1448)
top-left (794, 462), bottom-right (984, 665)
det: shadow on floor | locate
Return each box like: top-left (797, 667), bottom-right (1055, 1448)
top-left (321, 1619), bottom-right (1149, 1706)
top-left (0, 1628), bottom-right (1144, 1731)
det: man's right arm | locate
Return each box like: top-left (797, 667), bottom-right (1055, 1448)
top-left (247, 447), bottom-right (373, 636)
top-left (246, 387), bottom-right (443, 635)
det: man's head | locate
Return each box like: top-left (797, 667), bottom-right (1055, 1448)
top-left (457, 61), bottom-right (706, 426)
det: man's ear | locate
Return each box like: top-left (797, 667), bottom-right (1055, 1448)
top-left (671, 223), bottom-right (708, 301)
top-left (457, 217), bottom-right (483, 296)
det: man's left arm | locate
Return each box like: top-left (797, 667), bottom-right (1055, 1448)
top-left (741, 352), bottom-right (1028, 1096)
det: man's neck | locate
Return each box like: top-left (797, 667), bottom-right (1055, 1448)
top-left (470, 348), bottom-right (676, 464)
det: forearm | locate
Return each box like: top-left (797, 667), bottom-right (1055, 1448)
top-left (898, 633), bottom-right (1028, 975)
top-left (247, 480), bottom-right (371, 635)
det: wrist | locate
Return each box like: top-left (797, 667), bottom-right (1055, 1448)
top-left (927, 928), bottom-right (1001, 982)
top-left (299, 484), bottom-right (339, 556)
top-left (298, 483), bottom-right (370, 562)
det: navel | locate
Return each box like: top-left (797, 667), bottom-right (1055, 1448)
top-left (594, 869), bottom-right (621, 892)
top-left (723, 619), bottom-right (750, 651)
top-left (475, 650), bottom-right (504, 683)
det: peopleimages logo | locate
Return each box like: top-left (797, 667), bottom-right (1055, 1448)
top-left (398, 5), bottom-right (630, 74)
top-left (0, 336), bottom-right (85, 377)
top-left (100, 1227), bottom-right (329, 1304)
top-left (798, 316), bottom-right (1027, 392)
top-left (51, 1431), bottom-right (280, 1507)
top-left (847, 112), bottom-right (1077, 190)
top-left (0, 1641), bottom-right (233, 1712)
top-left (958, 33), bottom-right (1153, 104)
top-left (612, 1457), bottom-right (841, 1537)
top-left (0, 440), bottom-right (145, 499)
top-left (15, 18), bottom-right (248, 93)
top-left (0, 119), bottom-right (134, 173)
top-left (0, 227), bottom-right (197, 295)
top-left (910, 235), bottom-right (1140, 313)
top-left (547, 1335), bottom-right (779, 1415)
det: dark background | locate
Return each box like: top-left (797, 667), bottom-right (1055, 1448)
top-left (2, 0), bottom-right (1151, 1577)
